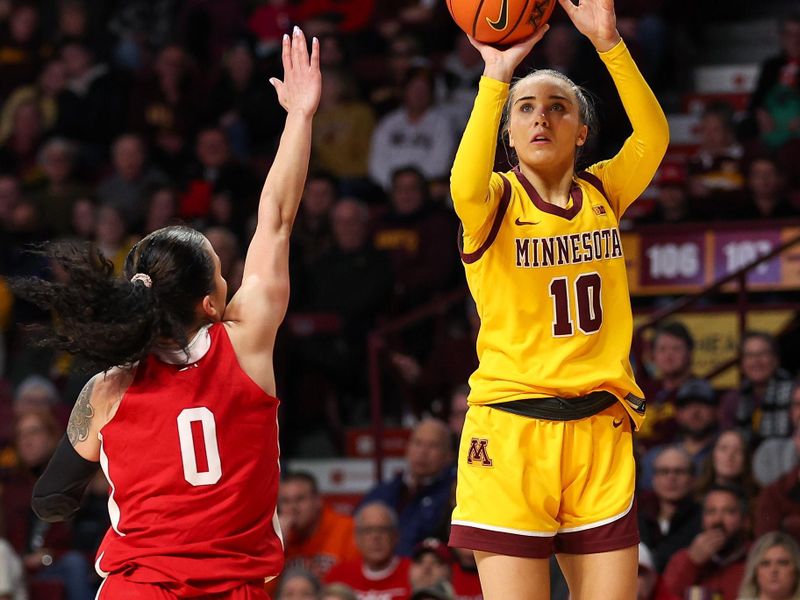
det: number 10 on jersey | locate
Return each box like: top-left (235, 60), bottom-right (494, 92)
top-left (549, 273), bottom-right (603, 337)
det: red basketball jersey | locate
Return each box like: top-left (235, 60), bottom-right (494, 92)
top-left (95, 323), bottom-right (283, 597)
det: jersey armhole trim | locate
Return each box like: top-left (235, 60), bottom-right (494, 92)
top-left (576, 170), bottom-right (611, 204)
top-left (97, 363), bottom-right (138, 437)
top-left (458, 174), bottom-right (511, 265)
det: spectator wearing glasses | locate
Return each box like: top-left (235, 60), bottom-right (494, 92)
top-left (325, 502), bottom-right (412, 600)
top-left (638, 446), bottom-right (703, 572)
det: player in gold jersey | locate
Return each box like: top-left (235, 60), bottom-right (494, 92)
top-left (447, 0), bottom-right (669, 598)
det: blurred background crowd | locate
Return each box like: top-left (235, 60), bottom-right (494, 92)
top-left (1, 0), bottom-right (800, 599)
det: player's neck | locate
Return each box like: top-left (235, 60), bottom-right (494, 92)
top-left (518, 162), bottom-right (575, 209)
top-left (154, 324), bottom-right (213, 364)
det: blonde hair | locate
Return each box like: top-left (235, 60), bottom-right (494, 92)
top-left (738, 532), bottom-right (800, 600)
top-left (501, 69), bottom-right (596, 166)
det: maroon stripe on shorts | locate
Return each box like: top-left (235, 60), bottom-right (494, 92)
top-left (449, 524), bottom-right (553, 559)
top-left (554, 500), bottom-right (639, 555)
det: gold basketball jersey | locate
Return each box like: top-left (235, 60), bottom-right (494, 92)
top-left (459, 167), bottom-right (646, 427)
top-left (451, 41), bottom-right (669, 430)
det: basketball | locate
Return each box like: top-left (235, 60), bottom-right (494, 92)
top-left (447, 0), bottom-right (557, 46)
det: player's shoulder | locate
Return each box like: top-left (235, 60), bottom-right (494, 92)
top-left (90, 365), bottom-right (137, 407)
top-left (577, 164), bottom-right (613, 201)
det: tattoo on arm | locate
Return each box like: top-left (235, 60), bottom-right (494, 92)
top-left (67, 377), bottom-right (96, 446)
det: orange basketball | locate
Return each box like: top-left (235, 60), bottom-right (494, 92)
top-left (447, 0), bottom-right (557, 46)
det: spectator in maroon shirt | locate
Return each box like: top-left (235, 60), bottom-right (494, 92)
top-left (0, 3), bottom-right (48, 101)
top-left (686, 102), bottom-right (745, 202)
top-left (373, 167), bottom-right (458, 313)
top-left (755, 464), bottom-right (800, 541)
top-left (662, 484), bottom-right (750, 600)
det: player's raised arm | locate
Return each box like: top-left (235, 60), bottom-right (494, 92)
top-left (450, 30), bottom-right (548, 238)
top-left (225, 27), bottom-right (320, 339)
top-left (559, 0), bottom-right (668, 216)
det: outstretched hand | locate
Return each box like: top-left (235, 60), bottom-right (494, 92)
top-left (269, 26), bottom-right (321, 117)
top-left (557, 0), bottom-right (620, 52)
top-left (469, 25), bottom-right (550, 83)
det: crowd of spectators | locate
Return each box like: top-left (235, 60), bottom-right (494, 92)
top-left (0, 1), bottom-right (800, 599)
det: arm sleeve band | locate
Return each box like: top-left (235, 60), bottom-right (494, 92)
top-left (32, 434), bottom-right (100, 522)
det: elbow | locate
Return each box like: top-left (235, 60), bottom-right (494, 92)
top-left (449, 172), bottom-right (488, 208)
top-left (650, 106), bottom-right (670, 158)
top-left (658, 112), bottom-right (670, 157)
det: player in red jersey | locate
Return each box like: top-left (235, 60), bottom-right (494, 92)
top-left (13, 27), bottom-right (321, 599)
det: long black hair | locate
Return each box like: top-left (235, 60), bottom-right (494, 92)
top-left (11, 226), bottom-right (216, 371)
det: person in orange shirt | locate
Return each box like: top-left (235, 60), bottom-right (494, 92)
top-left (279, 471), bottom-right (360, 580)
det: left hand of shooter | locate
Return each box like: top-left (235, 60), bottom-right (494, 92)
top-left (557, 0), bottom-right (621, 52)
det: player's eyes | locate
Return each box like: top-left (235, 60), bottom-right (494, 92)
top-left (520, 103), bottom-right (533, 113)
top-left (551, 103), bottom-right (564, 112)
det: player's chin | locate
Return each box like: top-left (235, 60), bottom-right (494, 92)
top-left (520, 147), bottom-right (560, 166)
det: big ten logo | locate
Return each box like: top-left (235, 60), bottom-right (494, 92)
top-left (721, 239), bottom-right (772, 275)
top-left (466, 438), bottom-right (493, 467)
top-left (645, 242), bottom-right (701, 279)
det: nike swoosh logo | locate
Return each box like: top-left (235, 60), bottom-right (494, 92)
top-left (486, 0), bottom-right (509, 30)
top-left (514, 217), bottom-right (540, 226)
top-left (612, 418), bottom-right (624, 428)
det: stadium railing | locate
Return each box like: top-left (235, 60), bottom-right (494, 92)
top-left (365, 231), bottom-right (800, 478)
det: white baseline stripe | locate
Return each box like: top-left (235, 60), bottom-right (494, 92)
top-left (557, 498), bottom-right (635, 534)
top-left (452, 497), bottom-right (634, 538)
top-left (451, 520), bottom-right (556, 538)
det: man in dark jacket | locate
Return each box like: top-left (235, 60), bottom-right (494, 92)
top-left (638, 445), bottom-right (703, 572)
top-left (360, 418), bottom-right (455, 556)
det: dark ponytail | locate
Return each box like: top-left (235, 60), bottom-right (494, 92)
top-left (12, 226), bottom-right (215, 371)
